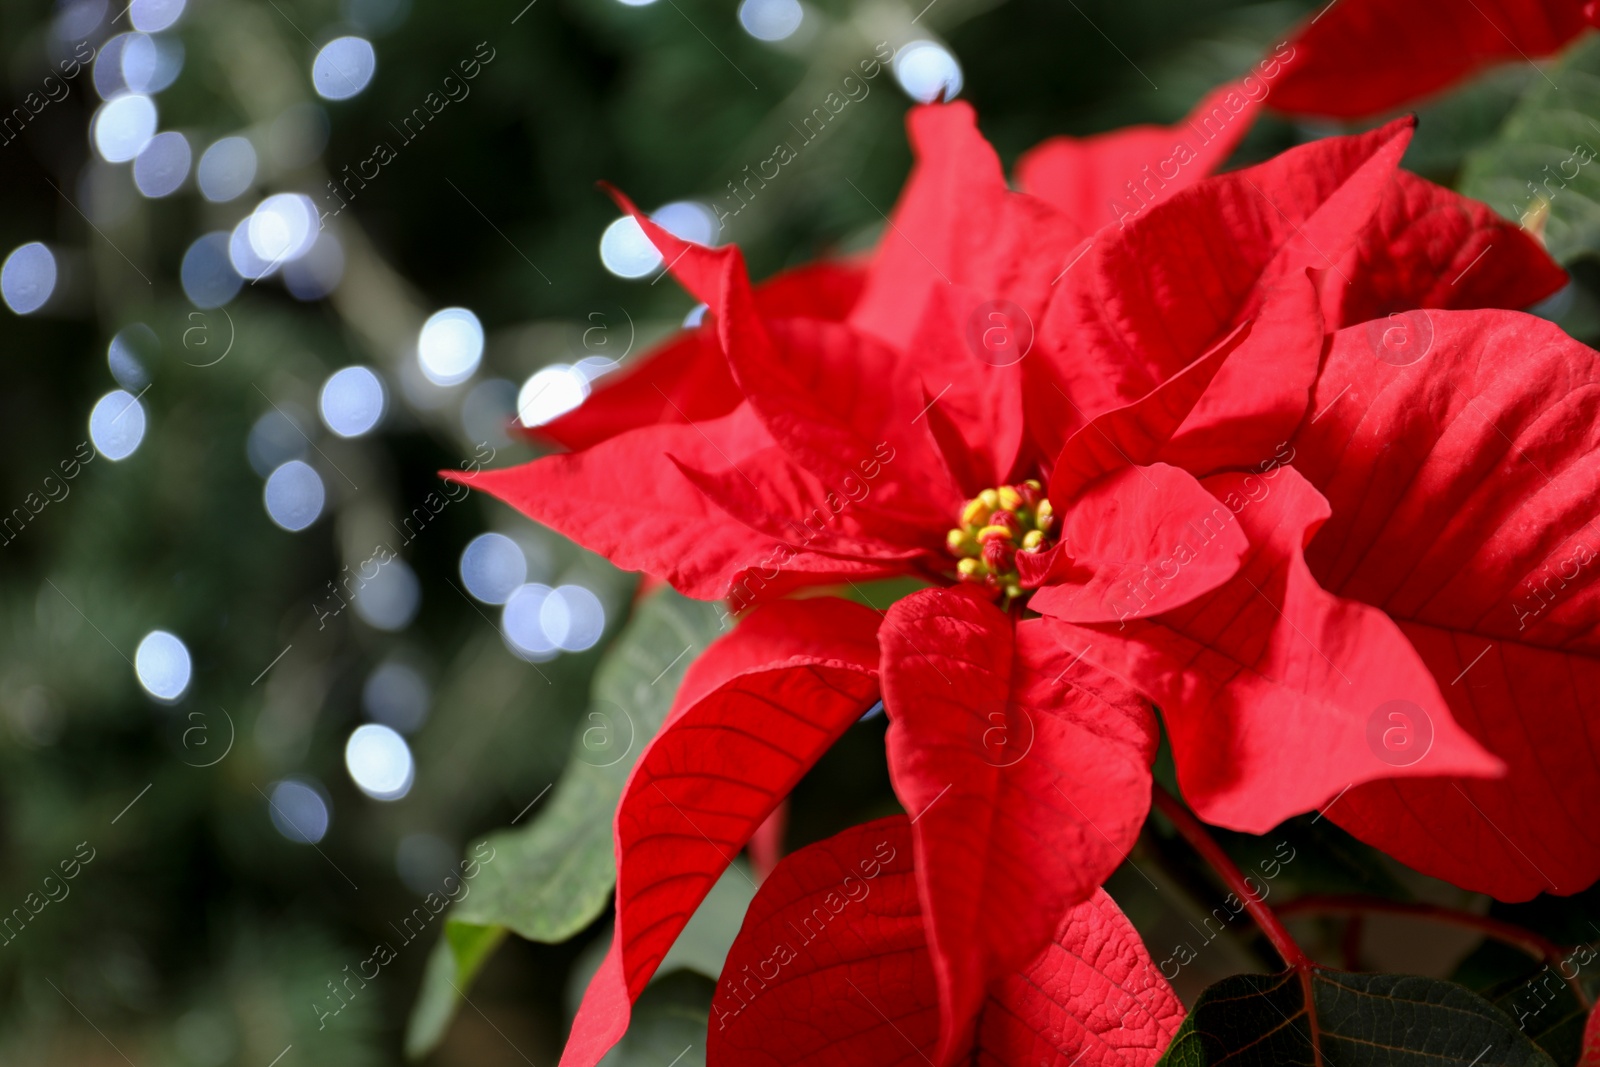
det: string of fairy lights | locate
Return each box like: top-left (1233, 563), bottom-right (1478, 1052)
top-left (1, 0), bottom-right (960, 851)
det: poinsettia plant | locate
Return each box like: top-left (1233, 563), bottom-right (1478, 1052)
top-left (413, 15), bottom-right (1600, 1067)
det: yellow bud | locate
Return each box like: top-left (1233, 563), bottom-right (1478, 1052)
top-left (1022, 530), bottom-right (1044, 551)
top-left (957, 557), bottom-right (984, 579)
top-left (1024, 479), bottom-right (1042, 491)
top-left (1004, 582), bottom-right (1023, 600)
top-left (961, 498), bottom-right (989, 526)
top-left (947, 529), bottom-right (978, 557)
top-left (977, 524), bottom-right (1014, 543)
top-left (997, 486), bottom-right (1022, 511)
top-left (1036, 499), bottom-right (1054, 524)
top-left (979, 488), bottom-right (1000, 509)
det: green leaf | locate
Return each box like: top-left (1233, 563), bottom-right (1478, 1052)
top-left (403, 923), bottom-right (505, 1060)
top-left (1459, 942), bottom-right (1592, 1067)
top-left (403, 588), bottom-right (724, 1059)
top-left (598, 971), bottom-right (713, 1067)
top-left (1459, 36), bottom-right (1600, 265)
top-left (656, 861), bottom-right (758, 982)
top-left (1158, 968), bottom-right (1558, 1067)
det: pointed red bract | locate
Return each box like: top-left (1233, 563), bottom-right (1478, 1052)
top-left (538, 260), bottom-right (865, 452)
top-left (907, 283), bottom-right (1028, 491)
top-left (1330, 170), bottom-right (1565, 326)
top-left (454, 405), bottom-right (902, 603)
top-left (708, 817), bottom-right (1184, 1067)
top-left (1161, 272), bottom-right (1326, 475)
top-left (1041, 466), bottom-right (1500, 835)
top-left (1273, 0), bottom-right (1591, 119)
top-left (878, 587), bottom-right (1159, 1061)
top-left (1016, 77), bottom-right (1267, 233)
top-left (1032, 117), bottom-right (1562, 458)
top-left (849, 103), bottom-right (1091, 353)
top-left (1046, 319), bottom-right (1252, 504)
top-left (1028, 119), bottom-right (1414, 456)
top-left (1026, 463), bottom-right (1250, 624)
top-left (536, 329), bottom-right (738, 453)
top-left (560, 597), bottom-right (882, 1067)
top-left (1286, 310), bottom-right (1600, 900)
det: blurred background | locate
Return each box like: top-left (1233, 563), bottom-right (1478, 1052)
top-left (5, 0), bottom-right (1600, 1062)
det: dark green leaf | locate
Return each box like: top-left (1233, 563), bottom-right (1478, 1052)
top-left (1159, 968), bottom-right (1558, 1067)
top-left (1459, 37), bottom-right (1600, 265)
top-left (598, 970), bottom-right (713, 1067)
top-left (403, 923), bottom-right (506, 1060)
top-left (404, 589), bottom-right (724, 1059)
top-left (454, 587), bottom-right (722, 937)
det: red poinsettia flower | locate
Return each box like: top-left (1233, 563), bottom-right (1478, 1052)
top-left (456, 97), bottom-right (1589, 1066)
top-left (1272, 0), bottom-right (1595, 119)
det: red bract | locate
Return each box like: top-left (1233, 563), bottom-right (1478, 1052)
top-left (708, 817), bottom-right (1184, 1067)
top-left (561, 597), bottom-right (883, 1067)
top-left (539, 261), bottom-right (866, 453)
top-left (455, 96), bottom-right (1591, 1066)
top-left (1272, 0), bottom-right (1593, 119)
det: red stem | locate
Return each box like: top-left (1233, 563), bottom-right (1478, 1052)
top-left (1277, 894), bottom-right (1593, 1009)
top-left (1151, 784), bottom-right (1309, 969)
top-left (1152, 785), bottom-right (1325, 1066)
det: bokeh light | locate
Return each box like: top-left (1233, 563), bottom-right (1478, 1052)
top-left (344, 724), bottom-right (414, 800)
top-left (180, 232), bottom-right (243, 308)
top-left (2, 243), bottom-right (57, 315)
top-left (353, 558), bottom-right (421, 631)
top-left (653, 200), bottom-right (719, 245)
top-left (319, 365), bottom-right (385, 437)
top-left (121, 32), bottom-right (184, 93)
top-left (129, 0), bottom-right (186, 33)
top-left (501, 583), bottom-right (556, 659)
top-left (599, 203), bottom-right (717, 278)
top-left (516, 365), bottom-right (589, 427)
top-left (89, 389), bottom-right (147, 461)
top-left (312, 36), bottom-right (376, 100)
top-left (417, 307), bottom-right (484, 386)
top-left (197, 136), bottom-right (257, 202)
top-left (598, 216), bottom-right (660, 279)
top-left (54, 0), bottom-right (108, 42)
top-left (893, 41), bottom-right (963, 103)
top-left (93, 34), bottom-right (133, 98)
top-left (540, 585), bottom-right (606, 652)
top-left (134, 630), bottom-right (191, 701)
top-left (263, 460), bottom-right (325, 532)
top-left (267, 778), bottom-right (330, 843)
top-left (247, 193), bottom-right (319, 266)
top-left (228, 215), bottom-right (278, 281)
top-left (107, 324), bottom-right (157, 389)
top-left (132, 130), bottom-right (190, 197)
top-left (93, 93), bottom-right (157, 162)
top-left (738, 0), bottom-right (804, 41)
top-left (460, 532), bottom-right (527, 605)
